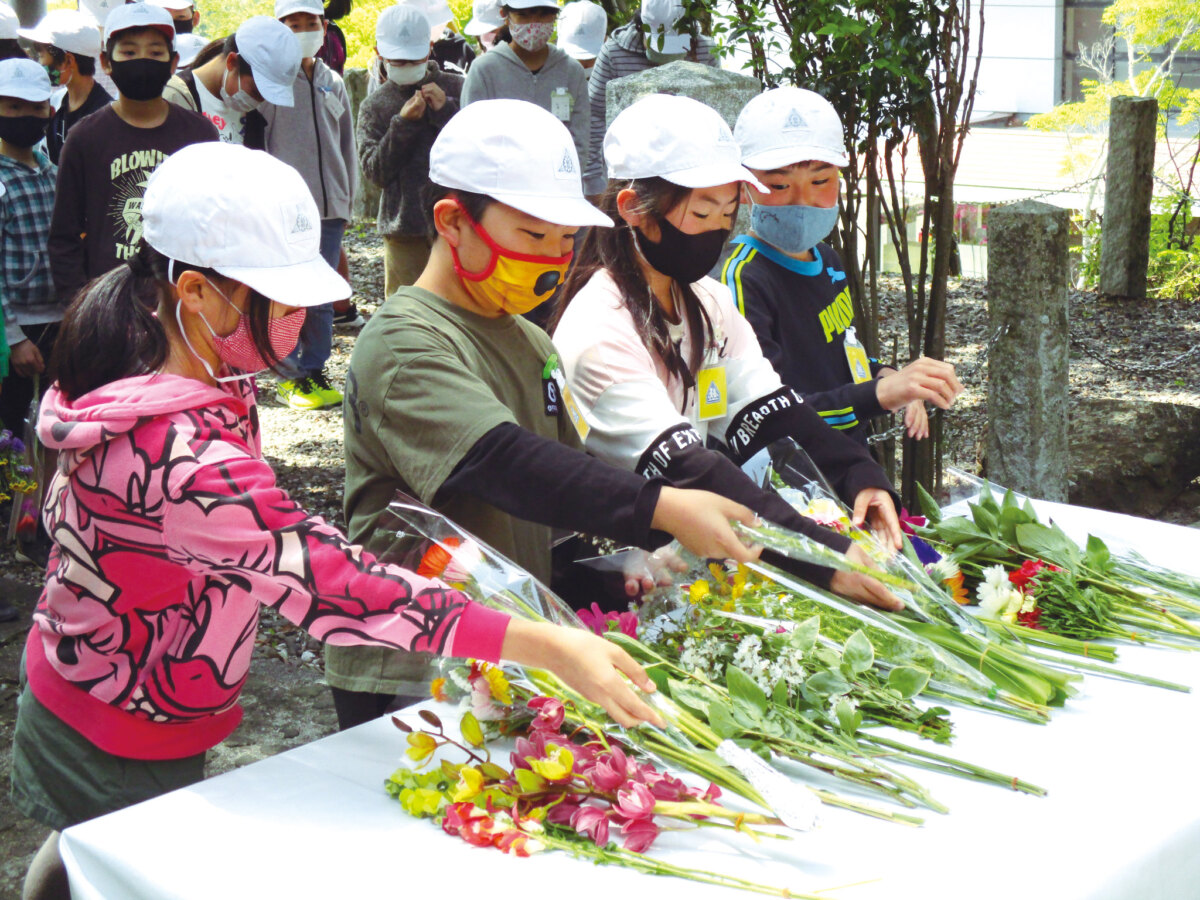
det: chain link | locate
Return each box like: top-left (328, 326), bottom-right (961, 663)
top-left (991, 175), bottom-right (1103, 208)
top-left (1069, 334), bottom-right (1200, 376)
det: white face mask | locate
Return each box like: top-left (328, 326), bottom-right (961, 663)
top-left (387, 61), bottom-right (426, 86)
top-left (295, 29), bottom-right (325, 59)
top-left (220, 69), bottom-right (262, 113)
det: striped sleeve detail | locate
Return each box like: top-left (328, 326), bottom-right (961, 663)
top-left (818, 406), bottom-right (858, 429)
top-left (722, 243), bottom-right (758, 316)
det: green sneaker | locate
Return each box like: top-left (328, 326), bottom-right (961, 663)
top-left (308, 370), bottom-right (343, 408)
top-left (277, 376), bottom-right (326, 410)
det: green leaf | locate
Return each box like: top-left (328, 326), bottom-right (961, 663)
top-left (970, 502), bottom-right (1000, 537)
top-left (834, 698), bottom-right (862, 735)
top-left (803, 670), bottom-right (851, 701)
top-left (1085, 534), bottom-right (1112, 573)
top-left (772, 679), bottom-right (789, 707)
top-left (1016, 522), bottom-right (1081, 568)
top-left (668, 678), bottom-right (718, 717)
top-left (726, 665), bottom-right (768, 722)
top-left (935, 516), bottom-right (988, 544)
top-left (916, 482), bottom-right (943, 523)
top-left (998, 505), bottom-right (1031, 544)
top-left (888, 665), bottom-right (932, 699)
top-left (480, 761), bottom-right (508, 782)
top-left (842, 630), bottom-right (875, 675)
top-left (978, 481), bottom-right (998, 513)
top-left (707, 700), bottom-right (741, 739)
top-left (459, 712), bottom-right (484, 749)
top-left (788, 615), bottom-right (820, 654)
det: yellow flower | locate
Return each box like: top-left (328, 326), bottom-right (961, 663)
top-left (529, 743), bottom-right (575, 782)
top-left (405, 732), bottom-right (438, 763)
top-left (430, 677), bottom-right (449, 702)
top-left (451, 766), bottom-right (485, 802)
top-left (482, 664), bottom-right (513, 705)
top-left (689, 581), bottom-right (711, 604)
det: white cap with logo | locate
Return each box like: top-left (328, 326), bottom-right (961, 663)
top-left (604, 94), bottom-right (766, 191)
top-left (464, 0), bottom-right (503, 36)
top-left (430, 99), bottom-right (611, 228)
top-left (103, 2), bottom-right (175, 46)
top-left (559, 0), bottom-right (607, 60)
top-left (0, 4), bottom-right (21, 41)
top-left (735, 87), bottom-right (849, 170)
top-left (144, 143), bottom-right (350, 306)
top-left (234, 16), bottom-right (302, 107)
top-left (0, 58), bottom-right (53, 103)
top-left (19, 9), bottom-right (102, 58)
top-left (376, 5), bottom-right (431, 60)
top-left (175, 33), bottom-right (208, 66)
top-left (640, 0), bottom-right (689, 54)
top-left (275, 0), bottom-right (325, 18)
top-left (79, 0), bottom-right (122, 26)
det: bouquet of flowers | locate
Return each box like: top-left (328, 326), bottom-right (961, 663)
top-left (0, 429), bottom-right (36, 506)
top-left (388, 696), bottom-right (805, 897)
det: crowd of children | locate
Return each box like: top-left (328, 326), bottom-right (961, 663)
top-left (0, 1), bottom-right (965, 897)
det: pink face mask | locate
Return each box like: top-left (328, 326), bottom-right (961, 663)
top-left (509, 21), bottom-right (554, 52)
top-left (178, 281), bottom-right (306, 382)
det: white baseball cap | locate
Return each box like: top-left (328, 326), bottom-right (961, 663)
top-left (19, 9), bottom-right (102, 58)
top-left (103, 3), bottom-right (175, 46)
top-left (604, 94), bottom-right (766, 191)
top-left (463, 0), bottom-right (502, 36)
top-left (80, 0), bottom-right (122, 25)
top-left (0, 4), bottom-right (19, 41)
top-left (145, 0), bottom-right (194, 11)
top-left (559, 0), bottom-right (606, 60)
top-left (430, 99), bottom-right (611, 228)
top-left (376, 5), bottom-right (430, 60)
top-left (275, 0), bottom-right (324, 19)
top-left (397, 0), bottom-right (452, 39)
top-left (235, 17), bottom-right (301, 107)
top-left (0, 58), bottom-right (53, 102)
top-left (144, 143), bottom-right (350, 307)
top-left (640, 0), bottom-right (689, 54)
top-left (735, 87), bottom-right (849, 170)
top-left (504, 0), bottom-right (560, 9)
top-left (175, 32), bottom-right (207, 66)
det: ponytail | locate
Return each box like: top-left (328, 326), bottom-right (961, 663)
top-left (52, 243), bottom-right (172, 401)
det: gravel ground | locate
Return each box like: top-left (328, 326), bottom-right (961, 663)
top-left (2, 230), bottom-right (1199, 898)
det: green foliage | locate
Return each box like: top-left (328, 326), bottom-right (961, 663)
top-left (1147, 192), bottom-right (1200, 300)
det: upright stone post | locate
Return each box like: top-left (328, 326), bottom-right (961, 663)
top-left (343, 68), bottom-right (381, 224)
top-left (605, 61), bottom-right (760, 234)
top-left (986, 200), bottom-right (1070, 501)
top-left (1099, 95), bottom-right (1157, 298)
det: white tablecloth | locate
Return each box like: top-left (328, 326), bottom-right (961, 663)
top-left (60, 501), bottom-right (1200, 900)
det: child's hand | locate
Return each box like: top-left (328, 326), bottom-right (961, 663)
top-left (10, 340), bottom-right (45, 378)
top-left (651, 487), bottom-right (763, 565)
top-left (904, 399), bottom-right (929, 439)
top-left (876, 357), bottom-right (962, 412)
top-left (420, 83), bottom-right (447, 111)
top-left (829, 544), bottom-right (904, 612)
top-left (400, 92), bottom-right (427, 121)
top-left (501, 620), bottom-right (664, 728)
top-left (851, 486), bottom-right (902, 549)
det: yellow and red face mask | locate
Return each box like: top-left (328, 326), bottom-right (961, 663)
top-left (448, 202), bottom-right (572, 316)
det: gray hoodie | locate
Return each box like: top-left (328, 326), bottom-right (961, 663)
top-left (461, 41), bottom-right (590, 175)
top-left (261, 59), bottom-right (357, 223)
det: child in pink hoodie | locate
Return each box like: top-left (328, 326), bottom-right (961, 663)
top-left (13, 141), bottom-right (662, 900)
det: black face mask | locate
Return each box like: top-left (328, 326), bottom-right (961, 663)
top-left (108, 58), bottom-right (174, 101)
top-left (634, 217), bottom-right (731, 284)
top-left (173, 17), bottom-right (194, 34)
top-left (0, 115), bottom-right (49, 149)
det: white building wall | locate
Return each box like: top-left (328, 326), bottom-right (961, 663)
top-left (968, 0), bottom-right (1063, 118)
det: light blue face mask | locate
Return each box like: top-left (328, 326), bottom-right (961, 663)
top-left (750, 201), bottom-right (840, 256)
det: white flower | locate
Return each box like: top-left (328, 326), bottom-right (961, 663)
top-left (927, 558), bottom-right (961, 582)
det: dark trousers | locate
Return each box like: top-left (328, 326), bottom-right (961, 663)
top-left (1, 321), bottom-right (59, 435)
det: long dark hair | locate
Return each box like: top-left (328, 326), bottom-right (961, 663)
top-left (52, 242), bottom-right (281, 401)
top-left (553, 178), bottom-right (714, 388)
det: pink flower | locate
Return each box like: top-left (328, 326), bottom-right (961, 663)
top-left (572, 805), bottom-right (610, 847)
top-left (545, 800), bottom-right (581, 826)
top-left (576, 602), bottom-right (610, 637)
top-left (528, 696), bottom-right (565, 732)
top-left (614, 782), bottom-right (656, 821)
top-left (615, 610), bottom-right (639, 638)
top-left (576, 603), bottom-right (639, 638)
top-left (702, 782), bottom-right (722, 803)
top-left (585, 747), bottom-right (628, 793)
top-left (510, 736), bottom-right (538, 770)
top-left (621, 818), bottom-right (660, 853)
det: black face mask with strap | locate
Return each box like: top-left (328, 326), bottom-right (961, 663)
top-left (634, 217), bottom-right (730, 284)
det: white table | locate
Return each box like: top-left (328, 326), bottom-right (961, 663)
top-left (60, 501), bottom-right (1200, 900)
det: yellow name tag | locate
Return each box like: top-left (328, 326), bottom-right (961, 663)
top-left (845, 343), bottom-right (872, 384)
top-left (696, 366), bottom-right (728, 421)
top-left (552, 370), bottom-right (590, 441)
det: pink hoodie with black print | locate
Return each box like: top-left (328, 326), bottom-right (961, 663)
top-left (26, 373), bottom-right (509, 760)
